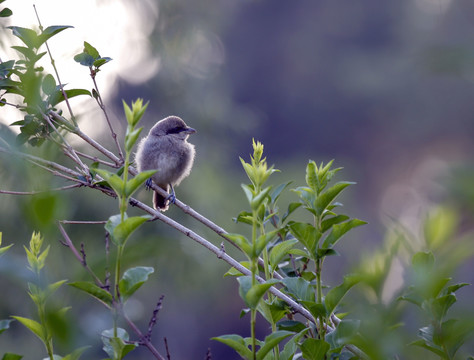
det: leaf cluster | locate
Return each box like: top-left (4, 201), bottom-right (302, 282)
top-left (1, 25), bottom-right (92, 146)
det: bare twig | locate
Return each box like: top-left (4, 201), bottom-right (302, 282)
top-left (164, 337), bottom-right (171, 360)
top-left (48, 111), bottom-right (122, 165)
top-left (41, 113), bottom-right (89, 176)
top-left (90, 69), bottom-right (124, 161)
top-left (145, 296), bottom-right (165, 341)
top-left (58, 221), bottom-right (105, 287)
top-left (0, 184), bottom-right (81, 195)
top-left (75, 150), bottom-right (119, 168)
top-left (121, 311), bottom-right (166, 360)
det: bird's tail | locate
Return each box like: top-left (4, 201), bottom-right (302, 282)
top-left (153, 186), bottom-right (169, 211)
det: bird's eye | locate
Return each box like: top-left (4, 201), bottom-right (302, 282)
top-left (167, 126), bottom-right (185, 134)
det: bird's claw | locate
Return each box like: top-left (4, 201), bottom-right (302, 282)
top-left (145, 178), bottom-right (153, 191)
top-left (165, 184), bottom-right (176, 205)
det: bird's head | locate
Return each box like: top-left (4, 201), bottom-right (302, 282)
top-left (149, 116), bottom-right (196, 140)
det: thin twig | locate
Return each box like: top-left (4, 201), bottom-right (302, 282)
top-left (58, 221), bottom-right (105, 287)
top-left (0, 145), bottom-right (82, 178)
top-left (48, 111), bottom-right (122, 165)
top-left (145, 296), bottom-right (165, 341)
top-left (121, 312), bottom-right (166, 360)
top-left (75, 150), bottom-right (119, 168)
top-left (164, 338), bottom-right (171, 360)
top-left (90, 69), bottom-right (124, 161)
top-left (41, 113), bottom-right (89, 176)
top-left (60, 220), bottom-right (107, 225)
top-left (33, 5), bottom-right (77, 126)
top-left (0, 184), bottom-right (81, 195)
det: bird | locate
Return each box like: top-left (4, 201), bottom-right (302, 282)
top-left (135, 116), bottom-right (196, 211)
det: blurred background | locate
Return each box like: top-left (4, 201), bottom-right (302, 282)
top-left (1, 0), bottom-right (473, 358)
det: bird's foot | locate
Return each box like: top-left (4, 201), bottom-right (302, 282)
top-left (165, 184), bottom-right (176, 205)
top-left (145, 178), bottom-right (153, 191)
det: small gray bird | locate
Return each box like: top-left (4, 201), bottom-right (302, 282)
top-left (135, 116), bottom-right (196, 211)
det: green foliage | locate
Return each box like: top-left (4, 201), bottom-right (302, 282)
top-left (74, 42), bottom-right (112, 72)
top-left (101, 328), bottom-right (137, 360)
top-left (119, 266), bottom-right (155, 302)
top-left (1, 24), bottom-right (91, 146)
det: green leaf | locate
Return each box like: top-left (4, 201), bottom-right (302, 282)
top-left (269, 239), bottom-right (298, 271)
top-left (211, 334), bottom-right (252, 359)
top-left (301, 301), bottom-right (327, 320)
top-left (315, 181), bottom-right (354, 216)
top-left (424, 206), bottom-right (458, 249)
top-left (46, 279), bottom-right (67, 297)
top-left (0, 243), bottom-right (13, 257)
top-left (277, 320), bottom-right (307, 333)
top-left (288, 222), bottom-right (321, 260)
top-left (101, 328), bottom-right (136, 359)
top-left (258, 299), bottom-right (288, 324)
top-left (61, 346), bottom-right (90, 360)
top-left (255, 229), bottom-right (279, 258)
top-left (410, 339), bottom-right (445, 358)
top-left (322, 219), bottom-right (367, 248)
top-left (325, 275), bottom-right (361, 314)
top-left (95, 169), bottom-right (124, 196)
top-left (442, 282), bottom-right (469, 296)
top-left (112, 215), bottom-right (150, 246)
top-left (431, 294), bottom-right (456, 320)
top-left (305, 160), bottom-right (318, 192)
top-left (2, 354), bottom-right (23, 360)
top-left (325, 319), bottom-right (360, 349)
top-left (270, 181), bottom-right (292, 204)
top-left (8, 26), bottom-right (39, 48)
top-left (239, 276), bottom-right (279, 309)
top-left (49, 88), bottom-right (91, 107)
top-left (250, 186), bottom-right (272, 211)
top-left (11, 316), bottom-right (44, 342)
top-left (282, 202), bottom-right (302, 223)
top-left (300, 338), bottom-right (330, 360)
top-left (320, 215), bottom-right (349, 233)
top-left (41, 74), bottom-right (56, 95)
top-left (125, 127), bottom-right (143, 153)
top-left (256, 330), bottom-right (293, 360)
top-left (93, 57), bottom-right (112, 68)
top-left (68, 281), bottom-right (113, 308)
top-left (412, 251), bottom-right (435, 270)
top-left (282, 277), bottom-right (315, 302)
top-left (316, 248), bottom-right (339, 259)
top-left (0, 319), bottom-right (14, 335)
top-left (83, 41), bottom-right (100, 59)
top-left (224, 261), bottom-right (251, 277)
top-left (37, 26), bottom-right (72, 46)
top-left (119, 266), bottom-right (154, 302)
top-left (73, 53), bottom-right (94, 67)
top-left (241, 183), bottom-right (254, 204)
top-left (225, 233), bottom-right (252, 258)
top-left (233, 211), bottom-right (254, 225)
top-left (0, 8), bottom-right (13, 17)
top-left (125, 169), bottom-right (156, 197)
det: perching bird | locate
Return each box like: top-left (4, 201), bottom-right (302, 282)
top-left (135, 116), bottom-right (196, 211)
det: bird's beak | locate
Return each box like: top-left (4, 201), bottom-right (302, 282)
top-left (185, 127), bottom-right (197, 134)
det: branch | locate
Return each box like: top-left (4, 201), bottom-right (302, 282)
top-left (129, 197), bottom-right (317, 325)
top-left (58, 221), bottom-right (105, 287)
top-left (0, 184), bottom-right (81, 195)
top-left (121, 311), bottom-right (166, 360)
top-left (49, 111), bottom-right (122, 166)
top-left (90, 68), bottom-right (124, 161)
